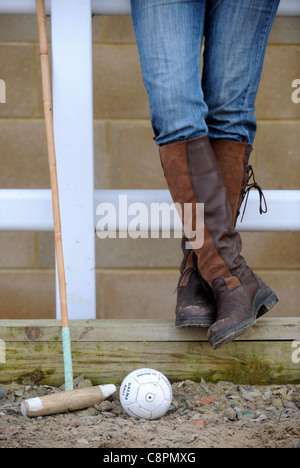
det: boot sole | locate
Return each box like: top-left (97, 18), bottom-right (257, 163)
top-left (209, 286), bottom-right (279, 350)
top-left (176, 317), bottom-right (215, 329)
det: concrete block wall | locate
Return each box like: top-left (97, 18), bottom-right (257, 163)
top-left (0, 15), bottom-right (299, 320)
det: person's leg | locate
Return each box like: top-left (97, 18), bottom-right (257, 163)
top-left (203, 0), bottom-right (280, 144)
top-left (199, 0), bottom-right (280, 345)
top-left (202, 0), bottom-right (279, 224)
top-left (131, 0), bottom-right (217, 328)
top-left (130, 0), bottom-right (208, 147)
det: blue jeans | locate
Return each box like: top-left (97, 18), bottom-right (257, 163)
top-left (131, 0), bottom-right (280, 146)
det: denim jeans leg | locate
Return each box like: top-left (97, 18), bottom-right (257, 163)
top-left (202, 0), bottom-right (280, 144)
top-left (130, 0), bottom-right (208, 146)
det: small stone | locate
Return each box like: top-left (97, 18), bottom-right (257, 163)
top-left (201, 396), bottom-right (214, 405)
top-left (293, 399), bottom-right (300, 410)
top-left (168, 443), bottom-right (181, 449)
top-left (76, 407), bottom-right (99, 417)
top-left (36, 387), bottom-right (48, 397)
top-left (200, 378), bottom-right (210, 394)
top-left (226, 395), bottom-right (239, 400)
top-left (61, 418), bottom-right (75, 427)
top-left (0, 389), bottom-right (8, 400)
top-left (77, 380), bottom-right (93, 389)
top-left (241, 411), bottom-right (253, 420)
top-left (262, 391), bottom-right (272, 401)
top-left (223, 408), bottom-right (238, 421)
top-left (272, 387), bottom-right (287, 397)
top-left (239, 387), bottom-right (256, 402)
top-left (102, 411), bottom-right (116, 418)
top-left (272, 398), bottom-right (283, 409)
top-left (76, 438), bottom-right (89, 445)
top-left (264, 406), bottom-right (276, 413)
top-left (186, 399), bottom-right (194, 409)
top-left (251, 413), bottom-right (267, 422)
top-left (98, 400), bottom-right (114, 412)
top-left (283, 400), bottom-right (297, 410)
top-left (191, 414), bottom-right (206, 427)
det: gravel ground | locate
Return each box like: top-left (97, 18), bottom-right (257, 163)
top-left (0, 378), bottom-right (299, 449)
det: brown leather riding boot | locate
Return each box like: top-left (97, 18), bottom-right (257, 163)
top-left (175, 139), bottom-right (255, 328)
top-left (160, 136), bottom-right (278, 349)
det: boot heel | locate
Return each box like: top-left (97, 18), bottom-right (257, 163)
top-left (257, 288), bottom-right (279, 319)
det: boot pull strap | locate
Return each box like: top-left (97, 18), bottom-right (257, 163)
top-left (240, 165), bottom-right (268, 222)
top-left (175, 265), bottom-right (197, 292)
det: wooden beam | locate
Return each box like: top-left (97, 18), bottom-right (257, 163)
top-left (0, 319), bottom-right (299, 386)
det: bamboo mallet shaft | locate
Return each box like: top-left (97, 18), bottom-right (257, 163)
top-left (21, 385), bottom-right (117, 418)
top-left (36, 0), bottom-right (73, 391)
top-left (36, 0), bottom-right (68, 328)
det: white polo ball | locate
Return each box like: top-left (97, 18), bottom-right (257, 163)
top-left (119, 368), bottom-right (173, 420)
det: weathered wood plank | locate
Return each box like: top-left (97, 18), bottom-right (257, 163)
top-left (0, 340), bottom-right (299, 386)
top-left (0, 319), bottom-right (299, 386)
top-left (0, 318), bottom-right (299, 343)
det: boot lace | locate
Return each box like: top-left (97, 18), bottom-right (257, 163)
top-left (240, 165), bottom-right (268, 222)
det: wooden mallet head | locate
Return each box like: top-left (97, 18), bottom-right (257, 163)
top-left (21, 384), bottom-right (116, 418)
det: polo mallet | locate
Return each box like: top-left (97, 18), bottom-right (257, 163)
top-left (36, 0), bottom-right (73, 392)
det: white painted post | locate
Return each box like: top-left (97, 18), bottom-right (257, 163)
top-left (51, 0), bottom-right (96, 319)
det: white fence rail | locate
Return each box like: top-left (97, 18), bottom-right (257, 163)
top-left (1, 189), bottom-right (300, 233)
top-left (1, 0), bottom-right (299, 320)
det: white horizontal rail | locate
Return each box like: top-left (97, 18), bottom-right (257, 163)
top-left (0, 189), bottom-right (299, 232)
top-left (0, 0), bottom-right (298, 16)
